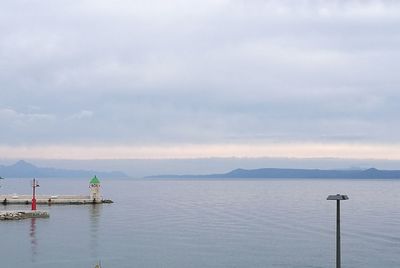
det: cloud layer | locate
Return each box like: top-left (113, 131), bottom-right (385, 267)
top-left (1, 0), bottom-right (400, 158)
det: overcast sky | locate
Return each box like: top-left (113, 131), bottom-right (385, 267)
top-left (1, 0), bottom-right (400, 159)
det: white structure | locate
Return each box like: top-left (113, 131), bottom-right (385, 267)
top-left (89, 175), bottom-right (101, 203)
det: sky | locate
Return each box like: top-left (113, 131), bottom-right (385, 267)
top-left (1, 0), bottom-right (400, 160)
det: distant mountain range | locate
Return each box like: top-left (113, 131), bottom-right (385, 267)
top-left (0, 160), bottom-right (128, 178)
top-left (146, 167), bottom-right (400, 179)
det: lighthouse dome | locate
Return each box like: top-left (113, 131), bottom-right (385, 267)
top-left (90, 175), bottom-right (100, 184)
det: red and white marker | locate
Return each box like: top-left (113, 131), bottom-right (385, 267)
top-left (31, 179), bottom-right (40, 211)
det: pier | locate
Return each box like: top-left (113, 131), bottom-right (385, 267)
top-left (0, 194), bottom-right (113, 205)
top-left (0, 176), bottom-right (113, 206)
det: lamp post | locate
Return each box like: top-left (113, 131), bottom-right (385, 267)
top-left (32, 179), bottom-right (40, 211)
top-left (327, 194), bottom-right (349, 268)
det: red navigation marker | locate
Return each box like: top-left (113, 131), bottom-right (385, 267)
top-left (31, 179), bottom-right (40, 211)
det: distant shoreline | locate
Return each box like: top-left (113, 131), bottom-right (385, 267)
top-left (145, 167), bottom-right (400, 180)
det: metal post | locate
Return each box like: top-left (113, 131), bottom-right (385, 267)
top-left (327, 194), bottom-right (348, 268)
top-left (336, 200), bottom-right (340, 268)
top-left (32, 179), bottom-right (37, 211)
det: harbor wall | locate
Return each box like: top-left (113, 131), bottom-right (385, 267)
top-left (0, 195), bottom-right (110, 204)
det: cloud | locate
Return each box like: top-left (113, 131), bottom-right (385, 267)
top-left (67, 110), bottom-right (94, 120)
top-left (0, 108), bottom-right (55, 122)
top-left (0, 0), bottom-right (399, 158)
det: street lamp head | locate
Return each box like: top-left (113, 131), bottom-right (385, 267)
top-left (327, 194), bottom-right (349, 201)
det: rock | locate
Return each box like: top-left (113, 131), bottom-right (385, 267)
top-left (0, 210), bottom-right (49, 220)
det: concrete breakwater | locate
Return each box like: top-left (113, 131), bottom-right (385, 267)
top-left (0, 195), bottom-right (113, 205)
top-left (0, 176), bottom-right (113, 205)
top-left (0, 210), bottom-right (49, 220)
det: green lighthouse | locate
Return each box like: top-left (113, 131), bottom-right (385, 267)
top-left (89, 175), bottom-right (101, 203)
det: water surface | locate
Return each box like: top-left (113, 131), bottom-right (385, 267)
top-left (1, 178), bottom-right (400, 267)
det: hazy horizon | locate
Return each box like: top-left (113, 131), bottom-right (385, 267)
top-left (2, 156), bottom-right (400, 178)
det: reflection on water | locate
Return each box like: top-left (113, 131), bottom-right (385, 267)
top-left (30, 218), bottom-right (37, 262)
top-left (90, 204), bottom-right (102, 260)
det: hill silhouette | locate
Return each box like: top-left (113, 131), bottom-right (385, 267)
top-left (0, 160), bottom-right (128, 178)
top-left (146, 167), bottom-right (400, 179)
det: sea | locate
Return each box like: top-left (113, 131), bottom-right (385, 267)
top-left (1, 178), bottom-right (400, 268)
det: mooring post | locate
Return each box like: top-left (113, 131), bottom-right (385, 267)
top-left (327, 194), bottom-right (349, 268)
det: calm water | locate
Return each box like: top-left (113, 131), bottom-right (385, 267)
top-left (1, 178), bottom-right (400, 268)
